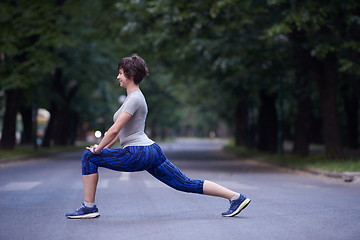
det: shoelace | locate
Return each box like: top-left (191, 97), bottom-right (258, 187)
top-left (76, 203), bottom-right (89, 211)
top-left (76, 206), bottom-right (84, 211)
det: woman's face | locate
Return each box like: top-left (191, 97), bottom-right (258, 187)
top-left (117, 68), bottom-right (129, 88)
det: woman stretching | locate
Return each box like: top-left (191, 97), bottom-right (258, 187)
top-left (65, 54), bottom-right (250, 219)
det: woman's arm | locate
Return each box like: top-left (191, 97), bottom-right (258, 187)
top-left (104, 135), bottom-right (119, 149)
top-left (87, 112), bottom-right (132, 154)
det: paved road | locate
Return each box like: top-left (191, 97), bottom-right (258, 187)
top-left (0, 138), bottom-right (359, 240)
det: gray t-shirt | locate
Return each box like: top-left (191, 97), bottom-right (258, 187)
top-left (113, 90), bottom-right (154, 148)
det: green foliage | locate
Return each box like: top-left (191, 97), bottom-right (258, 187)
top-left (0, 0), bottom-right (59, 89)
top-left (1, 0), bottom-right (359, 155)
top-left (0, 0), bottom-right (123, 121)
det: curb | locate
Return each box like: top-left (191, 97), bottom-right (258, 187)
top-left (340, 172), bottom-right (360, 182)
top-left (224, 150), bottom-right (360, 183)
top-left (266, 162), bottom-right (360, 183)
top-left (296, 167), bottom-right (360, 182)
top-left (256, 159), bottom-right (360, 182)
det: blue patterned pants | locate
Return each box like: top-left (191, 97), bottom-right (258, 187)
top-left (82, 143), bottom-right (204, 194)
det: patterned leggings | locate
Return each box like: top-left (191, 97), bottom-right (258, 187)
top-left (82, 143), bottom-right (204, 194)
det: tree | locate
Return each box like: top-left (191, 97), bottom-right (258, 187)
top-left (1, 0), bottom-right (122, 148)
top-left (265, 0), bottom-right (360, 158)
top-left (0, 0), bottom-right (59, 149)
top-left (113, 0), bottom-right (289, 151)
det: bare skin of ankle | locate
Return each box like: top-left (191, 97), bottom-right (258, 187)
top-left (203, 180), bottom-right (238, 199)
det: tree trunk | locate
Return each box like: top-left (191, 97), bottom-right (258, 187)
top-left (314, 53), bottom-right (343, 158)
top-left (257, 91), bottom-right (278, 153)
top-left (41, 68), bottom-right (78, 146)
top-left (0, 88), bottom-right (22, 149)
top-left (290, 30), bottom-right (312, 156)
top-left (310, 114), bottom-right (323, 144)
top-left (344, 94), bottom-right (359, 149)
top-left (68, 111), bottom-right (78, 145)
top-left (20, 105), bottom-right (33, 145)
top-left (76, 117), bottom-right (87, 142)
top-left (234, 98), bottom-right (248, 147)
top-left (293, 95), bottom-right (312, 156)
top-left (53, 105), bottom-right (71, 146)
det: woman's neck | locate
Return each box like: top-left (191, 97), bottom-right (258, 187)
top-left (126, 85), bottom-right (140, 95)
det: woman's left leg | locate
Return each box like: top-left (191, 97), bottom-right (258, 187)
top-left (147, 159), bottom-right (237, 199)
top-left (147, 157), bottom-right (251, 217)
top-left (66, 147), bottom-right (149, 219)
top-left (147, 159), bottom-right (204, 194)
top-left (203, 180), bottom-right (238, 199)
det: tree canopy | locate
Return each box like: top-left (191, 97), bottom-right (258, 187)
top-left (1, 0), bottom-right (359, 159)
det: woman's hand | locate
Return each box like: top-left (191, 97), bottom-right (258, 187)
top-left (85, 112), bottom-right (132, 155)
top-left (86, 144), bottom-right (102, 155)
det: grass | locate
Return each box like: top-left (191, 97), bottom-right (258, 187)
top-left (0, 144), bottom-right (89, 161)
top-left (224, 144), bottom-right (360, 173)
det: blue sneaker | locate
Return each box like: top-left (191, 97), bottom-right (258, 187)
top-left (222, 194), bottom-right (251, 217)
top-left (65, 203), bottom-right (100, 219)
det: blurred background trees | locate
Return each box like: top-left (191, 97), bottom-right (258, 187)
top-left (0, 0), bottom-right (359, 159)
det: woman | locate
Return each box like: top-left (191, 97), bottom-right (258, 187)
top-left (65, 54), bottom-right (250, 219)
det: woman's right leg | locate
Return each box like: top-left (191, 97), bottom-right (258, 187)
top-left (79, 146), bottom-right (161, 206)
top-left (66, 148), bottom-right (134, 219)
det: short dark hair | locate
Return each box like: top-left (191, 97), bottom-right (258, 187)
top-left (118, 53), bottom-right (149, 84)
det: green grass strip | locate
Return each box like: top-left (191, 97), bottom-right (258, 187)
top-left (0, 144), bottom-right (88, 161)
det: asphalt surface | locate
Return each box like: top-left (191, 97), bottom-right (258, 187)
top-left (0, 138), bottom-right (359, 240)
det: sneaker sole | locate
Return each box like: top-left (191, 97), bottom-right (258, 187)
top-left (223, 198), bottom-right (251, 217)
top-left (66, 213), bottom-right (100, 219)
